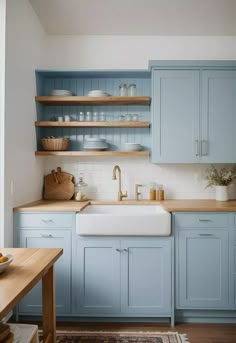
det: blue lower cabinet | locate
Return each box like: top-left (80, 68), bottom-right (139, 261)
top-left (175, 228), bottom-right (230, 309)
top-left (18, 229), bottom-right (72, 314)
top-left (74, 237), bottom-right (173, 318)
top-left (74, 238), bottom-right (121, 314)
top-left (121, 239), bottom-right (172, 315)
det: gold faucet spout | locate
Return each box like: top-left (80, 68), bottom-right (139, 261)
top-left (112, 165), bottom-right (128, 201)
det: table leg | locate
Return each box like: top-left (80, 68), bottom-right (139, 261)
top-left (42, 265), bottom-right (56, 343)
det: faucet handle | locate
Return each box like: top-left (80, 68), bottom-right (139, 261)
top-left (122, 191), bottom-right (128, 199)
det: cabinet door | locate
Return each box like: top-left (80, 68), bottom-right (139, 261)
top-left (121, 238), bottom-right (172, 315)
top-left (152, 70), bottom-right (200, 163)
top-left (75, 238), bottom-right (120, 314)
top-left (18, 229), bottom-right (71, 314)
top-left (201, 70), bottom-right (236, 162)
top-left (176, 229), bottom-right (230, 308)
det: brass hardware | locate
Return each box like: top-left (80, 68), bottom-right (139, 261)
top-left (135, 184), bottom-right (143, 200)
top-left (112, 165), bottom-right (128, 201)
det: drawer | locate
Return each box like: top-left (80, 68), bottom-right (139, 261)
top-left (174, 213), bottom-right (229, 228)
top-left (16, 213), bottom-right (73, 228)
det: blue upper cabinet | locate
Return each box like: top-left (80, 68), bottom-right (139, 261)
top-left (151, 70), bottom-right (200, 163)
top-left (150, 61), bottom-right (236, 163)
top-left (201, 70), bottom-right (236, 163)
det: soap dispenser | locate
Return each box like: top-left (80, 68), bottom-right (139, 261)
top-left (74, 173), bottom-right (88, 202)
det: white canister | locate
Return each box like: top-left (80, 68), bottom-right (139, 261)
top-left (215, 185), bottom-right (229, 201)
top-left (58, 116), bottom-right (63, 122)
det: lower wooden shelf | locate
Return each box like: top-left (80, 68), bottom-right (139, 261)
top-left (35, 151), bottom-right (150, 157)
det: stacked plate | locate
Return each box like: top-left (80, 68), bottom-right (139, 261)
top-left (83, 137), bottom-right (108, 151)
top-left (88, 90), bottom-right (111, 97)
top-left (49, 89), bottom-right (73, 96)
top-left (124, 143), bottom-right (143, 151)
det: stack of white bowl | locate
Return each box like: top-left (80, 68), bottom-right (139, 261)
top-left (124, 143), bottom-right (143, 151)
top-left (88, 90), bottom-right (111, 97)
top-left (49, 89), bottom-right (73, 96)
top-left (83, 138), bottom-right (108, 151)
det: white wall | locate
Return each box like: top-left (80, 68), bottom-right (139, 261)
top-left (4, 0), bottom-right (46, 246)
top-left (43, 35), bottom-right (236, 69)
top-left (41, 34), bottom-right (236, 201)
top-left (0, 0), bottom-right (6, 248)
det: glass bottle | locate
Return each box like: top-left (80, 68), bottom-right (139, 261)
top-left (119, 83), bottom-right (128, 96)
top-left (157, 184), bottom-right (165, 201)
top-left (74, 174), bottom-right (88, 202)
top-left (79, 111), bottom-right (85, 121)
top-left (85, 111), bottom-right (93, 121)
top-left (128, 83), bottom-right (137, 96)
top-left (149, 182), bottom-right (156, 200)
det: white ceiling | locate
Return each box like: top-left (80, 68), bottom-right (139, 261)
top-left (29, 0), bottom-right (236, 36)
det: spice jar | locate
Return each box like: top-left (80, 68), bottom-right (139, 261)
top-left (128, 83), bottom-right (137, 96)
top-left (149, 182), bottom-right (156, 200)
top-left (157, 184), bottom-right (165, 201)
top-left (79, 112), bottom-right (85, 121)
top-left (74, 174), bottom-right (89, 202)
top-left (119, 84), bottom-right (128, 96)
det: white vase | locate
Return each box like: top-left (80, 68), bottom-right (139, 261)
top-left (215, 186), bottom-right (229, 201)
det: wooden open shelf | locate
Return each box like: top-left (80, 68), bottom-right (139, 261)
top-left (35, 121), bottom-right (150, 128)
top-left (35, 151), bottom-right (150, 157)
top-left (35, 96), bottom-right (151, 106)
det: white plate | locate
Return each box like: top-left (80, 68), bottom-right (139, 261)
top-left (0, 254), bottom-right (14, 273)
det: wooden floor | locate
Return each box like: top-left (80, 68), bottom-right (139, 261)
top-left (35, 321), bottom-right (236, 343)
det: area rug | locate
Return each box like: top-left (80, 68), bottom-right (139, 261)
top-left (39, 330), bottom-right (189, 343)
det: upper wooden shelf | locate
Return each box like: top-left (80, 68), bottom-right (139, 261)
top-left (35, 121), bottom-right (150, 128)
top-left (35, 96), bottom-right (151, 106)
top-left (35, 151), bottom-right (150, 157)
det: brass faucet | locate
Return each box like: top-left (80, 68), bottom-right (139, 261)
top-left (112, 165), bottom-right (128, 201)
top-left (135, 184), bottom-right (143, 200)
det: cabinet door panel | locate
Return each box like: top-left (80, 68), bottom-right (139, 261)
top-left (201, 70), bottom-right (236, 162)
top-left (176, 229), bottom-right (229, 308)
top-left (121, 239), bottom-right (172, 314)
top-left (75, 238), bottom-right (120, 314)
top-left (18, 230), bottom-right (71, 314)
top-left (152, 70), bottom-right (200, 163)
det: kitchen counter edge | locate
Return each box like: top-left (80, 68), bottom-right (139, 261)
top-left (13, 199), bottom-right (236, 212)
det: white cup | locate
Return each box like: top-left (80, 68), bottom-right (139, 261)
top-left (64, 115), bottom-right (71, 122)
top-left (58, 116), bottom-right (63, 122)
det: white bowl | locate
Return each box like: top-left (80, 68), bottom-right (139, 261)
top-left (0, 254), bottom-right (14, 273)
top-left (124, 143), bottom-right (142, 151)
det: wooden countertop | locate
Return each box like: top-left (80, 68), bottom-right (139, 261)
top-left (13, 199), bottom-right (236, 212)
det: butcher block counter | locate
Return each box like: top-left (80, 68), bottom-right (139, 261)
top-left (13, 199), bottom-right (236, 212)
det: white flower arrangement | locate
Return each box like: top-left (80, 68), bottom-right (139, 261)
top-left (205, 165), bottom-right (236, 188)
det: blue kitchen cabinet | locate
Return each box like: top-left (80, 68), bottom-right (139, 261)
top-left (74, 237), bottom-right (121, 314)
top-left (174, 213), bottom-right (230, 309)
top-left (121, 238), bottom-right (172, 315)
top-left (151, 70), bottom-right (200, 163)
top-left (16, 212), bottom-right (73, 315)
top-left (74, 237), bottom-right (173, 321)
top-left (151, 62), bottom-right (236, 163)
top-left (201, 70), bottom-right (236, 163)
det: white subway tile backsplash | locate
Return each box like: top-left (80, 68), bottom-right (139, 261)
top-left (44, 158), bottom-right (236, 200)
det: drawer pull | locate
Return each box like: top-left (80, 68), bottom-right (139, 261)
top-left (41, 219), bottom-right (54, 224)
top-left (123, 248), bottom-right (128, 252)
top-left (41, 234), bottom-right (53, 238)
top-left (198, 233), bottom-right (213, 236)
top-left (115, 249), bottom-right (121, 252)
top-left (199, 219), bottom-right (212, 222)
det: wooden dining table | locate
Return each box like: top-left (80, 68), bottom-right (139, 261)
top-left (0, 248), bottom-right (63, 343)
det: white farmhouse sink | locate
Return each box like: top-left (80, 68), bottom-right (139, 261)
top-left (76, 205), bottom-right (171, 236)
